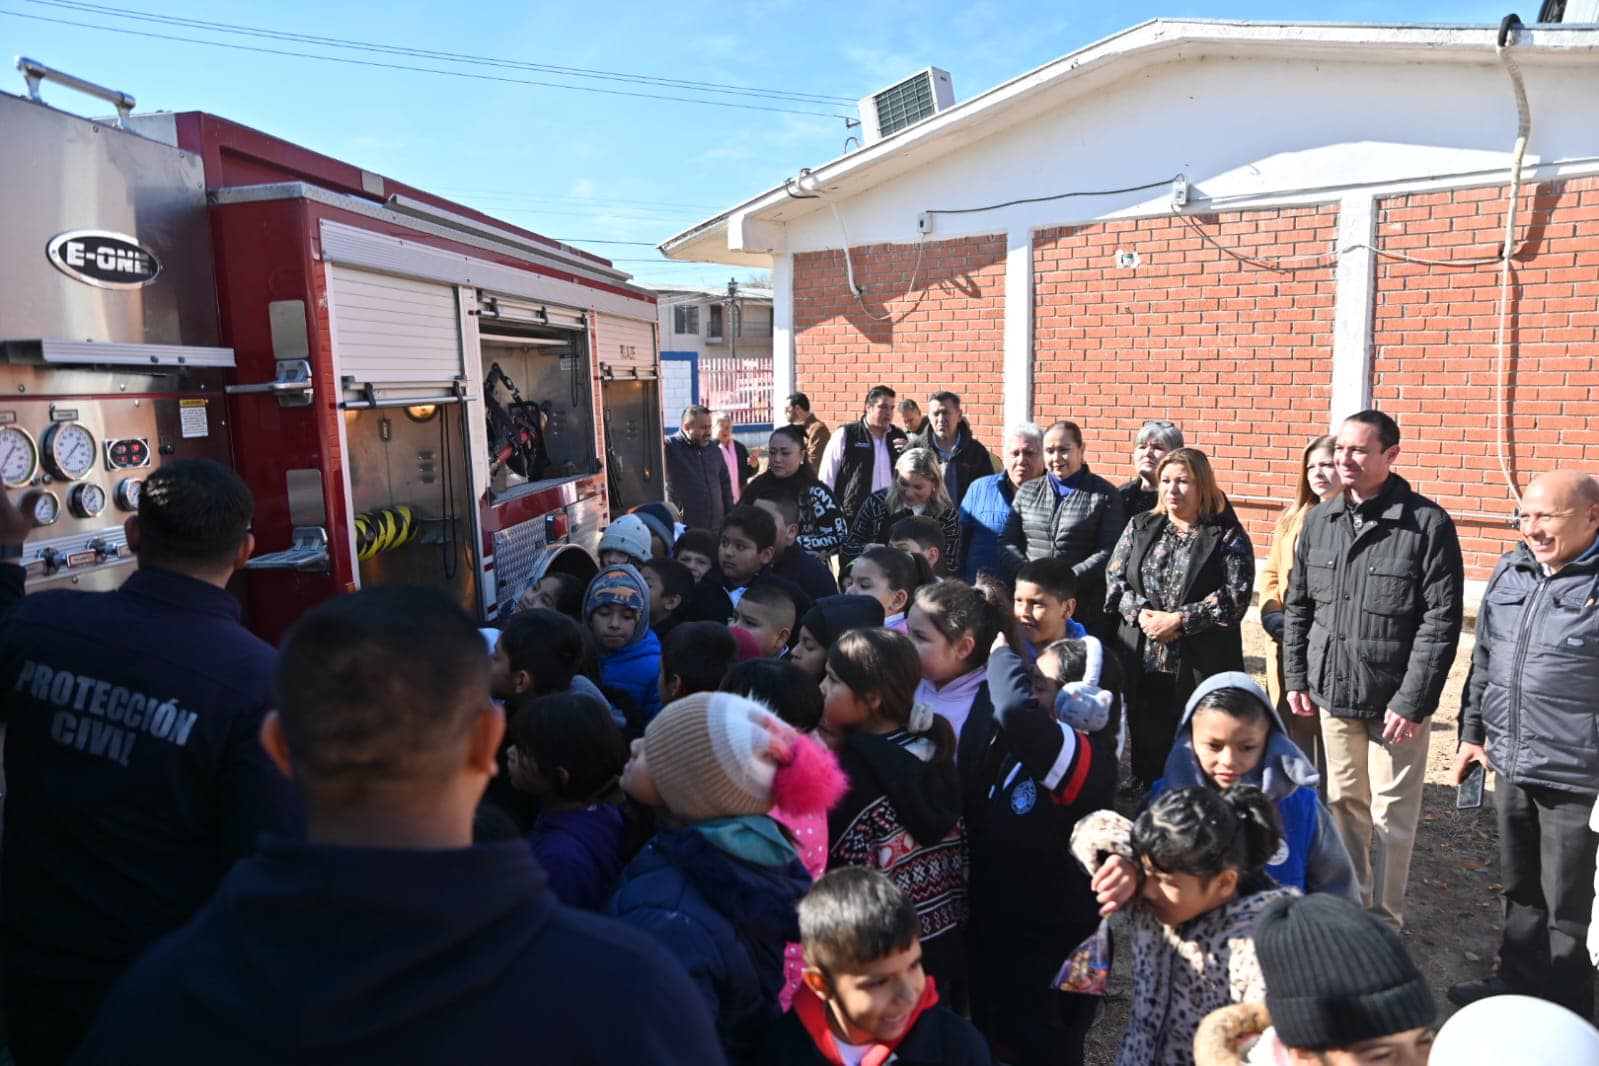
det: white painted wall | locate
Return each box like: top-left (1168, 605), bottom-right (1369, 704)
top-left (771, 53), bottom-right (1599, 253)
top-left (746, 49), bottom-right (1599, 433)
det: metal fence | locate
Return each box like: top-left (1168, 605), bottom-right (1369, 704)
top-left (698, 355), bottom-right (774, 429)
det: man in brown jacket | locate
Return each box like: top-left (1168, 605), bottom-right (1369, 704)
top-left (784, 392), bottom-right (830, 472)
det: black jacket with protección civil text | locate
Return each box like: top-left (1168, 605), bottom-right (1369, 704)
top-left (0, 565), bottom-right (304, 988)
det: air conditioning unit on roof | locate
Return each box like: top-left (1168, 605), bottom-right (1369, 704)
top-left (857, 67), bottom-right (953, 145)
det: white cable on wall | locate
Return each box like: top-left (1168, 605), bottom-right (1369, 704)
top-left (1494, 16), bottom-right (1532, 506)
top-left (801, 171), bottom-right (926, 324)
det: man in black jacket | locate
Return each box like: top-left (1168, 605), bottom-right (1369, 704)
top-left (923, 391), bottom-right (997, 509)
top-left (0, 461), bottom-right (304, 1064)
top-left (1450, 470), bottom-right (1599, 1019)
top-left (665, 404), bottom-right (734, 530)
top-left (1283, 409), bottom-right (1464, 932)
top-left (75, 586), bottom-right (723, 1064)
top-left (818, 385), bottom-right (908, 527)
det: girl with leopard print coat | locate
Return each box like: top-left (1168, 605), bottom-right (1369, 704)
top-left (1071, 786), bottom-right (1298, 1066)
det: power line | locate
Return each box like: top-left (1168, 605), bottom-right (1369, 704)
top-left (18, 0), bottom-right (857, 107)
top-left (430, 187), bottom-right (723, 212)
top-left (550, 239), bottom-right (658, 246)
top-left (0, 8), bottom-right (851, 117)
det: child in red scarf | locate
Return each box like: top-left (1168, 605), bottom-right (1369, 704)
top-left (762, 868), bottom-right (989, 1065)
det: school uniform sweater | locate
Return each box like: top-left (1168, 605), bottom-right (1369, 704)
top-left (827, 730), bottom-right (968, 993)
top-left (966, 647), bottom-right (1117, 1049)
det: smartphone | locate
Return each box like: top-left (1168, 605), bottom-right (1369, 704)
top-left (1457, 762), bottom-right (1486, 810)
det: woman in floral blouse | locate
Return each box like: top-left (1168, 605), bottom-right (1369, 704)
top-left (1105, 447), bottom-right (1254, 789)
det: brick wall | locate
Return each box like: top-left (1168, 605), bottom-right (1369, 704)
top-left (1031, 207), bottom-right (1339, 549)
top-left (793, 235), bottom-right (1006, 443)
top-left (1371, 176), bottom-right (1599, 576)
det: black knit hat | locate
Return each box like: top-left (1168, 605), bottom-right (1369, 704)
top-left (798, 595), bottom-right (885, 648)
top-left (1255, 894), bottom-right (1435, 1051)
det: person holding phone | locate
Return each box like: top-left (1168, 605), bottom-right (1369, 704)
top-left (1451, 470), bottom-right (1599, 1022)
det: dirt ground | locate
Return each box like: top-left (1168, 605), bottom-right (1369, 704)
top-left (1081, 613), bottom-right (1506, 1064)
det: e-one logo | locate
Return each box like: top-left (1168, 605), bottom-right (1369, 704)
top-left (46, 230), bottom-right (162, 290)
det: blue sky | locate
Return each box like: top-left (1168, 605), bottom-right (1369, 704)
top-left (0, 0), bottom-right (1514, 289)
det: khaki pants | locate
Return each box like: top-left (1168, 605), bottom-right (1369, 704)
top-left (1320, 712), bottom-right (1430, 931)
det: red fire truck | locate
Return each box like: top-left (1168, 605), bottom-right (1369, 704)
top-left (1, 59), bottom-right (665, 640)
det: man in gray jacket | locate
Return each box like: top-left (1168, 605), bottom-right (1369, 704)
top-left (1450, 470), bottom-right (1599, 1020)
top-left (1283, 409), bottom-right (1464, 932)
top-left (664, 405), bottom-right (733, 531)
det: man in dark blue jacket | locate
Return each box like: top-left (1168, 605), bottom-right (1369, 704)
top-left (665, 404), bottom-right (734, 530)
top-left (0, 460), bottom-right (303, 1064)
top-left (75, 584), bottom-right (723, 1065)
top-left (1451, 470), bottom-right (1599, 1020)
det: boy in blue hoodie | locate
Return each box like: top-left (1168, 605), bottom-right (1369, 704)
top-left (612, 692), bottom-right (846, 1066)
top-left (584, 563), bottom-right (663, 723)
top-left (1150, 671), bottom-right (1358, 900)
top-left (72, 585), bottom-right (721, 1065)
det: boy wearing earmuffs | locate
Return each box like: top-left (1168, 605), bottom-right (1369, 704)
top-left (965, 632), bottom-right (1121, 1066)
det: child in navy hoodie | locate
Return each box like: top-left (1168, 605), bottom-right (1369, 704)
top-left (508, 691), bottom-right (633, 911)
top-left (762, 868), bottom-right (990, 1065)
top-left (584, 563), bottom-right (662, 723)
top-left (612, 692), bottom-right (846, 1066)
top-left (1148, 672), bottom-right (1357, 900)
top-left (971, 607), bottom-right (1118, 1065)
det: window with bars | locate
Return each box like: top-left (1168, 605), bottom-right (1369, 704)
top-left (673, 305), bottom-right (700, 335)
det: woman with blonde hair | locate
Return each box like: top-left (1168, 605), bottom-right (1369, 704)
top-left (1105, 447), bottom-right (1255, 788)
top-left (1257, 434), bottom-right (1338, 777)
top-left (840, 447), bottom-right (959, 568)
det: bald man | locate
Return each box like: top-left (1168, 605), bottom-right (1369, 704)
top-left (1452, 470), bottom-right (1599, 1020)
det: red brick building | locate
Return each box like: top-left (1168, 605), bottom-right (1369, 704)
top-left (662, 20), bottom-right (1599, 582)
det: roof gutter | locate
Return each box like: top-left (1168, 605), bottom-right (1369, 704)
top-left (657, 18), bottom-right (1599, 264)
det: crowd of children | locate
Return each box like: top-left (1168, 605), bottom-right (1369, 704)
top-left (470, 499), bottom-right (1536, 1066)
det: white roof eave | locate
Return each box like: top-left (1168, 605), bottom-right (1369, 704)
top-left (657, 17), bottom-right (1599, 265)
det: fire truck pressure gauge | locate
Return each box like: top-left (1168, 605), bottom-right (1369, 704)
top-left (42, 422), bottom-right (97, 481)
top-left (0, 426), bottom-right (40, 487)
top-left (70, 483), bottom-right (106, 519)
top-left (20, 490), bottom-right (60, 527)
top-left (114, 477), bottom-right (142, 512)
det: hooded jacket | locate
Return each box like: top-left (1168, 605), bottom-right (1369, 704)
top-left (829, 730), bottom-right (968, 993)
top-left (1071, 810), bottom-right (1297, 1066)
top-left (585, 564), bottom-right (663, 722)
top-left (610, 816), bottom-right (810, 1066)
top-left (73, 839), bottom-right (723, 1065)
top-left (1151, 672), bottom-right (1358, 900)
